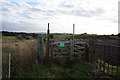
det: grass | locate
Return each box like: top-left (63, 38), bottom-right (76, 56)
top-left (53, 34), bottom-right (71, 40)
top-left (98, 60), bottom-right (120, 76)
top-left (2, 39), bottom-right (38, 78)
top-left (2, 36), bottom-right (94, 78)
top-left (2, 35), bottom-right (119, 78)
top-left (12, 62), bottom-right (93, 78)
top-left (2, 36), bottom-right (18, 43)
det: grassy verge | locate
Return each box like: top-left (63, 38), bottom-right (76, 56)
top-left (2, 39), bottom-right (38, 78)
top-left (12, 63), bottom-right (93, 78)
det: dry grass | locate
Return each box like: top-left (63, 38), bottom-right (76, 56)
top-left (2, 39), bottom-right (38, 78)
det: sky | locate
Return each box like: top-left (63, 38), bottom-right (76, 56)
top-left (0, 0), bottom-right (119, 35)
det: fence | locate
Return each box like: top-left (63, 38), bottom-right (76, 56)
top-left (94, 43), bottom-right (120, 76)
top-left (48, 40), bottom-right (88, 61)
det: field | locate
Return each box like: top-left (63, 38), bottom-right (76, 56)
top-left (2, 36), bottom-right (18, 43)
top-left (2, 33), bottom-right (120, 79)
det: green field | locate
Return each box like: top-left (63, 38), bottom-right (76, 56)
top-left (2, 36), bottom-right (17, 43)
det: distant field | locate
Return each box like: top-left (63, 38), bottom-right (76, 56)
top-left (53, 34), bottom-right (71, 40)
top-left (2, 36), bottom-right (17, 43)
top-left (53, 34), bottom-right (71, 38)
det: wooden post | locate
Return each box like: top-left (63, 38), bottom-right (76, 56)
top-left (8, 53), bottom-right (11, 79)
top-left (70, 24), bottom-right (75, 59)
top-left (38, 35), bottom-right (43, 64)
top-left (103, 61), bottom-right (105, 72)
top-left (70, 39), bottom-right (73, 59)
top-left (100, 59), bottom-right (102, 70)
top-left (107, 63), bottom-right (110, 74)
top-left (85, 44), bottom-right (89, 62)
top-left (73, 24), bottom-right (75, 54)
top-left (72, 24), bottom-right (75, 57)
top-left (103, 46), bottom-right (105, 72)
top-left (116, 66), bottom-right (118, 76)
top-left (111, 46), bottom-right (113, 75)
top-left (47, 23), bottom-right (50, 58)
top-left (111, 65), bottom-right (114, 75)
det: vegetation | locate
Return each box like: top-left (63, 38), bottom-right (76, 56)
top-left (2, 36), bottom-right (17, 43)
top-left (2, 39), bottom-right (38, 78)
top-left (98, 60), bottom-right (120, 76)
top-left (13, 62), bottom-right (93, 78)
top-left (2, 31), bottom-right (120, 79)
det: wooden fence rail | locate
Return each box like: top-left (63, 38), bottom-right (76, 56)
top-left (94, 43), bottom-right (120, 76)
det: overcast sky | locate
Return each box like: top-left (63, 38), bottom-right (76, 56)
top-left (0, 0), bottom-right (119, 34)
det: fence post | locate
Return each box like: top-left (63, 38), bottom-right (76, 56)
top-left (73, 24), bottom-right (75, 56)
top-left (85, 44), bottom-right (89, 62)
top-left (111, 46), bottom-right (113, 75)
top-left (38, 35), bottom-right (43, 64)
top-left (107, 63), bottom-right (110, 74)
top-left (103, 45), bottom-right (105, 72)
top-left (47, 23), bottom-right (50, 58)
top-left (116, 66), bottom-right (118, 76)
top-left (70, 40), bottom-right (73, 59)
top-left (8, 53), bottom-right (11, 79)
top-left (100, 59), bottom-right (102, 70)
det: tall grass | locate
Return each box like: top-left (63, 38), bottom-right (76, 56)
top-left (13, 61), bottom-right (93, 78)
top-left (2, 39), bottom-right (38, 78)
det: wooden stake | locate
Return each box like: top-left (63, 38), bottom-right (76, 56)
top-left (73, 24), bottom-right (75, 55)
top-left (8, 53), bottom-right (11, 79)
top-left (70, 24), bottom-right (75, 59)
top-left (38, 35), bottom-right (43, 64)
top-left (107, 63), bottom-right (109, 74)
top-left (47, 23), bottom-right (50, 58)
top-left (116, 66), bottom-right (118, 76)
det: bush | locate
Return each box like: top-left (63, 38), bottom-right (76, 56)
top-left (16, 35), bottom-right (31, 40)
top-left (31, 34), bottom-right (39, 39)
top-left (49, 34), bottom-right (54, 39)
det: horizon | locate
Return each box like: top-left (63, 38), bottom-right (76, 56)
top-left (1, 0), bottom-right (119, 35)
top-left (1, 30), bottom-right (119, 35)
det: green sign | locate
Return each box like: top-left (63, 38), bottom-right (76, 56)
top-left (58, 43), bottom-right (65, 47)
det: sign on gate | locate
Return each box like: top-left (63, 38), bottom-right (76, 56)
top-left (58, 43), bottom-right (65, 47)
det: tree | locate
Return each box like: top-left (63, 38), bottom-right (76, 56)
top-left (118, 33), bottom-right (120, 37)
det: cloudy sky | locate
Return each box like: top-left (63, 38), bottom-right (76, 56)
top-left (0, 0), bottom-right (119, 34)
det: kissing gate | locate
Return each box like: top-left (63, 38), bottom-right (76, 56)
top-left (37, 23), bottom-right (89, 62)
top-left (37, 23), bottom-right (120, 77)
